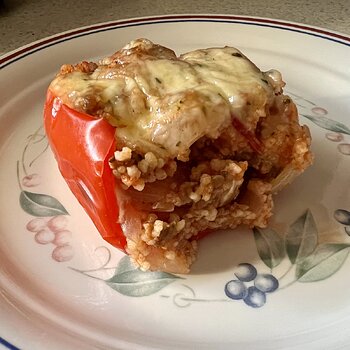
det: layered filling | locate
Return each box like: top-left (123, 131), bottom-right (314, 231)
top-left (50, 39), bottom-right (312, 273)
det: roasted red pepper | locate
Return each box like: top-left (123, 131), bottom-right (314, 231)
top-left (44, 91), bottom-right (126, 249)
top-left (231, 115), bottom-right (263, 154)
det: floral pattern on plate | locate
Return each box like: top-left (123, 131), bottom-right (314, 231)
top-left (17, 96), bottom-right (350, 309)
top-left (17, 125), bottom-right (74, 262)
top-left (288, 91), bottom-right (350, 156)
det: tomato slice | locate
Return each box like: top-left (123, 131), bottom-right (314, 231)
top-left (44, 91), bottom-right (126, 250)
top-left (231, 115), bottom-right (263, 154)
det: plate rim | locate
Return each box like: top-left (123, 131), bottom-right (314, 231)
top-left (0, 13), bottom-right (349, 70)
top-left (0, 336), bottom-right (19, 350)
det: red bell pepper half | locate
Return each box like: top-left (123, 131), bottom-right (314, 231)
top-left (43, 93), bottom-right (261, 253)
top-left (44, 91), bottom-right (126, 250)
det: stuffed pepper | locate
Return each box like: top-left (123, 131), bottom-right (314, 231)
top-left (44, 39), bottom-right (313, 273)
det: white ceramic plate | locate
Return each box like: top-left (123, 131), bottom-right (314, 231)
top-left (1, 15), bottom-right (350, 350)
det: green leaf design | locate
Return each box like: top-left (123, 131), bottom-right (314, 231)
top-left (285, 209), bottom-right (318, 265)
top-left (302, 114), bottom-right (350, 135)
top-left (19, 190), bottom-right (69, 217)
top-left (296, 244), bottom-right (350, 282)
top-left (114, 255), bottom-right (138, 275)
top-left (106, 256), bottom-right (183, 297)
top-left (253, 227), bottom-right (285, 268)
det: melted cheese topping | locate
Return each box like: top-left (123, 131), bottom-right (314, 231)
top-left (50, 39), bottom-right (283, 160)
